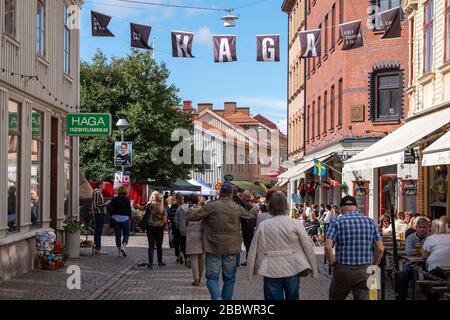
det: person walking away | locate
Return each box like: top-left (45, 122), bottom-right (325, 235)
top-left (175, 194), bottom-right (189, 267)
top-left (186, 183), bottom-right (258, 300)
top-left (185, 194), bottom-right (204, 286)
top-left (398, 217), bottom-right (430, 300)
top-left (142, 192), bottom-right (168, 268)
top-left (239, 190), bottom-right (256, 266)
top-left (325, 196), bottom-right (384, 300)
top-left (107, 186), bottom-right (132, 257)
top-left (92, 181), bottom-right (109, 254)
top-left (247, 192), bottom-right (318, 300)
top-left (256, 189), bottom-right (278, 229)
top-left (320, 205), bottom-right (334, 235)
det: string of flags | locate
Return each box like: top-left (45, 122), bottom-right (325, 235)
top-left (90, 6), bottom-right (402, 63)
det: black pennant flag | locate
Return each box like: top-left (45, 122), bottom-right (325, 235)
top-left (379, 7), bottom-right (402, 39)
top-left (171, 31), bottom-right (194, 58)
top-left (91, 11), bottom-right (114, 37)
top-left (299, 29), bottom-right (321, 58)
top-left (213, 36), bottom-right (237, 63)
top-left (339, 20), bottom-right (363, 50)
top-left (130, 23), bottom-right (152, 50)
top-left (256, 35), bottom-right (280, 62)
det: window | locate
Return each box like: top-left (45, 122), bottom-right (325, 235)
top-left (324, 91), bottom-right (328, 133)
top-left (307, 105), bottom-right (310, 141)
top-left (446, 0), bottom-right (450, 62)
top-left (64, 3), bottom-right (71, 74)
top-left (312, 101), bottom-right (315, 140)
top-left (325, 14), bottom-right (329, 55)
top-left (4, 0), bottom-right (16, 37)
top-left (338, 78), bottom-right (343, 126)
top-left (64, 136), bottom-right (72, 216)
top-left (376, 74), bottom-right (401, 119)
top-left (339, 0), bottom-right (344, 25)
top-left (308, 0), bottom-right (311, 14)
top-left (330, 85), bottom-right (335, 129)
top-left (36, 0), bottom-right (46, 57)
top-left (318, 23), bottom-right (322, 66)
top-left (424, 0), bottom-right (434, 74)
top-left (409, 17), bottom-right (415, 85)
top-left (8, 101), bottom-right (20, 233)
top-left (331, 4), bottom-right (336, 49)
top-left (31, 110), bottom-right (43, 228)
top-left (317, 96), bottom-right (321, 137)
top-left (376, 0), bottom-right (401, 12)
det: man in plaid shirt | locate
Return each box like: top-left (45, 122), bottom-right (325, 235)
top-left (325, 196), bottom-right (384, 300)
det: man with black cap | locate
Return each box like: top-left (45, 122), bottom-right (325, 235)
top-left (325, 195), bottom-right (384, 300)
top-left (186, 182), bottom-right (258, 300)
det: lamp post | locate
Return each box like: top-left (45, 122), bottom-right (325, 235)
top-left (116, 118), bottom-right (129, 174)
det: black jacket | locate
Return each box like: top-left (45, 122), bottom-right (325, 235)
top-left (107, 196), bottom-right (132, 218)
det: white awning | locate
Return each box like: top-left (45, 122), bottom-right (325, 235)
top-left (276, 154), bottom-right (332, 185)
top-left (422, 130), bottom-right (450, 166)
top-left (344, 107), bottom-right (450, 171)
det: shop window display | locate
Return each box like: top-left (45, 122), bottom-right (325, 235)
top-left (31, 109), bottom-right (43, 228)
top-left (8, 100), bottom-right (20, 233)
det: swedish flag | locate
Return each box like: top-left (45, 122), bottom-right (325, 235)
top-left (313, 159), bottom-right (327, 177)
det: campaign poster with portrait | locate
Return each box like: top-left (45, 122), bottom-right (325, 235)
top-left (114, 141), bottom-right (132, 166)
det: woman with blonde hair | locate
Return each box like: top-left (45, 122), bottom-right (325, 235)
top-left (141, 192), bottom-right (168, 268)
top-left (107, 186), bottom-right (132, 257)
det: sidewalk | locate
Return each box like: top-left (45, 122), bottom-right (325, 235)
top-left (0, 234), bottom-right (352, 300)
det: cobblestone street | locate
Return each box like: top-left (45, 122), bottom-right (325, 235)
top-left (0, 234), bottom-right (334, 300)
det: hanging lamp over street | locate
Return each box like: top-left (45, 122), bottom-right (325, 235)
top-left (221, 10), bottom-right (239, 27)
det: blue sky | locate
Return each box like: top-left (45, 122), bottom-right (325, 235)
top-left (80, 0), bottom-right (288, 133)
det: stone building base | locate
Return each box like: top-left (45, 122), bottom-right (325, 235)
top-left (0, 234), bottom-right (37, 282)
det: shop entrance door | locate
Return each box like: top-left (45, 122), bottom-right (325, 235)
top-left (379, 174), bottom-right (398, 219)
top-left (50, 118), bottom-right (58, 230)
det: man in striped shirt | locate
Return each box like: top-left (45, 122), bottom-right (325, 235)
top-left (325, 196), bottom-right (384, 300)
top-left (92, 181), bottom-right (109, 254)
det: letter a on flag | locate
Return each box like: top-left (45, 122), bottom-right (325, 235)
top-left (213, 35), bottom-right (237, 63)
top-left (299, 29), bottom-right (321, 58)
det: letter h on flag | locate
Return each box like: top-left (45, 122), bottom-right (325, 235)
top-left (313, 159), bottom-right (327, 177)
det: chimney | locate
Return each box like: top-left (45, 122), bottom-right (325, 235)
top-left (224, 101), bottom-right (237, 115)
top-left (183, 100), bottom-right (193, 111)
top-left (198, 103), bottom-right (213, 113)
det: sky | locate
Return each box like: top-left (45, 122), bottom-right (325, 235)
top-left (80, 0), bottom-right (288, 133)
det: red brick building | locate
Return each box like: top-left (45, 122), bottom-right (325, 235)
top-left (301, 0), bottom-right (410, 208)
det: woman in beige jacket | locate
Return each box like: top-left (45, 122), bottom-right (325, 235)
top-left (247, 192), bottom-right (318, 300)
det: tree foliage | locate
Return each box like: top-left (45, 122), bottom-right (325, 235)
top-left (80, 49), bottom-right (198, 185)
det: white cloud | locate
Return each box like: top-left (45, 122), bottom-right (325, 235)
top-left (195, 26), bottom-right (214, 46)
top-left (278, 119), bottom-right (287, 135)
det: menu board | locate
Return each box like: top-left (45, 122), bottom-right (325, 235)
top-left (353, 181), bottom-right (369, 216)
top-left (402, 179), bottom-right (418, 213)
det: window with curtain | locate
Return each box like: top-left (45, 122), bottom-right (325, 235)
top-left (307, 105), bottom-right (310, 142)
top-left (4, 0), bottom-right (16, 37)
top-left (424, 0), bottom-right (434, 74)
top-left (331, 85), bottom-right (335, 129)
top-left (376, 74), bottom-right (401, 119)
top-left (36, 0), bottom-right (46, 57)
top-left (323, 91), bottom-right (328, 134)
top-left (325, 14), bottom-right (329, 55)
top-left (317, 96), bottom-right (321, 137)
top-left (377, 0), bottom-right (401, 12)
top-left (31, 110), bottom-right (43, 228)
top-left (318, 23), bottom-right (322, 66)
top-left (339, 0), bottom-right (344, 25)
top-left (331, 3), bottom-right (336, 49)
top-left (409, 17), bottom-right (415, 85)
top-left (312, 101), bottom-right (315, 140)
top-left (8, 101), bottom-right (20, 233)
top-left (64, 3), bottom-right (71, 74)
top-left (338, 78), bottom-right (343, 126)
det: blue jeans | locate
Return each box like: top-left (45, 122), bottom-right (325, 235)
top-left (205, 253), bottom-right (237, 300)
top-left (94, 213), bottom-right (105, 250)
top-left (263, 274), bottom-right (300, 300)
top-left (113, 220), bottom-right (130, 248)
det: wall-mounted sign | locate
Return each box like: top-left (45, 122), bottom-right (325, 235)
top-left (114, 141), bottom-right (132, 167)
top-left (401, 179), bottom-right (418, 213)
top-left (66, 113), bottom-right (112, 136)
top-left (353, 180), bottom-right (369, 216)
top-left (114, 171), bottom-right (131, 194)
top-left (404, 149), bottom-right (416, 164)
top-left (351, 105), bottom-right (365, 122)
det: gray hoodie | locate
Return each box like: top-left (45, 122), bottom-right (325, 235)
top-left (175, 203), bottom-right (189, 236)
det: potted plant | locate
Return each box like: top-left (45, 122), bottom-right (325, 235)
top-left (340, 182), bottom-right (349, 195)
top-left (63, 217), bottom-right (84, 259)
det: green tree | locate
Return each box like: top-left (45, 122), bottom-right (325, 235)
top-left (80, 49), bottom-right (199, 185)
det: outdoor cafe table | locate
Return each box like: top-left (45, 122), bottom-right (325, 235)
top-left (403, 256), bottom-right (427, 300)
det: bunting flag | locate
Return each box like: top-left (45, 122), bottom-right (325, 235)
top-left (256, 35), bottom-right (280, 62)
top-left (130, 23), bottom-right (152, 50)
top-left (379, 7), bottom-right (402, 39)
top-left (322, 180), bottom-right (331, 190)
top-left (299, 29), bottom-right (321, 58)
top-left (329, 179), bottom-right (341, 187)
top-left (313, 159), bottom-right (327, 177)
top-left (171, 31), bottom-right (194, 58)
top-left (91, 11), bottom-right (114, 37)
top-left (339, 20), bottom-right (363, 50)
top-left (213, 35), bottom-right (237, 63)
